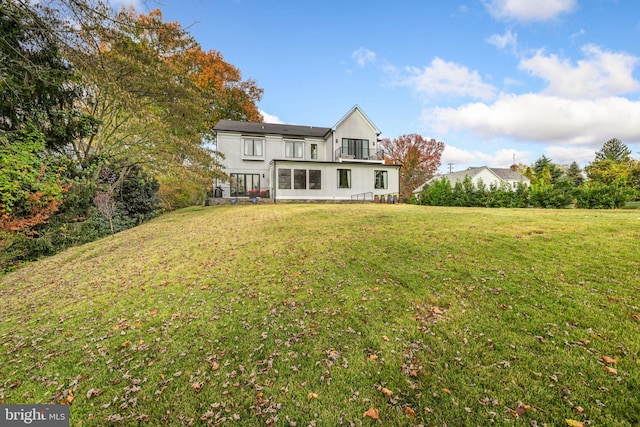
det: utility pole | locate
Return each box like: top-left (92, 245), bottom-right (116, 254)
top-left (448, 163), bottom-right (453, 174)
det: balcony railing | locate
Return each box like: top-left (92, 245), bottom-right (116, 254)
top-left (335, 148), bottom-right (385, 161)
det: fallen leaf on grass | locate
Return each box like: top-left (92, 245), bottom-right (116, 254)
top-left (510, 402), bottom-right (533, 418)
top-left (60, 390), bottom-right (74, 405)
top-left (381, 335), bottom-right (390, 342)
top-left (404, 406), bottom-right (416, 418)
top-left (149, 308), bottom-right (158, 316)
top-left (574, 406), bottom-right (584, 414)
top-left (601, 356), bottom-right (617, 365)
top-left (565, 419), bottom-right (585, 427)
top-left (603, 366), bottom-right (618, 375)
top-left (363, 407), bottom-right (379, 420)
top-left (307, 392), bottom-right (318, 399)
top-left (381, 387), bottom-right (393, 397)
top-left (368, 354), bottom-right (378, 361)
top-left (211, 361), bottom-right (219, 370)
top-left (441, 388), bottom-right (451, 394)
top-left (191, 382), bottom-right (203, 392)
top-left (431, 306), bottom-right (444, 315)
top-left (86, 389), bottom-right (102, 399)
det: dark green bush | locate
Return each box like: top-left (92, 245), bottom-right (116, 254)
top-left (575, 181), bottom-right (630, 209)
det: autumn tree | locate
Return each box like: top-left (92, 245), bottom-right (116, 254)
top-left (60, 6), bottom-right (262, 208)
top-left (0, 0), bottom-right (91, 234)
top-left (380, 134), bottom-right (445, 197)
top-left (0, 130), bottom-right (66, 233)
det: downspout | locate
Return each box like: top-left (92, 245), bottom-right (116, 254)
top-left (398, 164), bottom-right (402, 200)
top-left (272, 160), bottom-right (277, 204)
top-left (332, 130), bottom-right (337, 162)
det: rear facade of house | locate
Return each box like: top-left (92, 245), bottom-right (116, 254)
top-left (213, 106), bottom-right (401, 203)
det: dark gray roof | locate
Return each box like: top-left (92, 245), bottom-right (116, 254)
top-left (490, 168), bottom-right (528, 181)
top-left (214, 120), bottom-right (331, 138)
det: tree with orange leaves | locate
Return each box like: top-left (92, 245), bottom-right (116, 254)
top-left (380, 134), bottom-right (445, 197)
top-left (1, 130), bottom-right (66, 234)
top-left (63, 6), bottom-right (263, 207)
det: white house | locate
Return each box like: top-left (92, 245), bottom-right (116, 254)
top-left (413, 166), bottom-right (530, 194)
top-left (213, 105), bottom-right (401, 203)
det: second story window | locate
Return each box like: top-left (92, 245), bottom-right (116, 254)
top-left (311, 144), bottom-right (318, 159)
top-left (285, 141), bottom-right (304, 159)
top-left (243, 138), bottom-right (264, 158)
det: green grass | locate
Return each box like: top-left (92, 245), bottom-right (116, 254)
top-left (1, 204), bottom-right (639, 426)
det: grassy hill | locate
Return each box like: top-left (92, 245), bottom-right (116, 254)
top-left (1, 204), bottom-right (639, 426)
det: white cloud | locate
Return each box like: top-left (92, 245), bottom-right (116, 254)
top-left (520, 45), bottom-right (640, 99)
top-left (570, 29), bottom-right (586, 43)
top-left (352, 48), bottom-right (377, 67)
top-left (260, 110), bottom-right (284, 124)
top-left (441, 145), bottom-right (479, 165)
top-left (403, 57), bottom-right (497, 101)
top-left (426, 94), bottom-right (640, 147)
top-left (544, 145), bottom-right (596, 165)
top-left (441, 145), bottom-right (532, 169)
top-left (485, 0), bottom-right (576, 22)
top-left (486, 29), bottom-right (518, 51)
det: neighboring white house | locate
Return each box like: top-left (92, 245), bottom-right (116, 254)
top-left (413, 166), bottom-right (530, 194)
top-left (213, 105), bottom-right (401, 202)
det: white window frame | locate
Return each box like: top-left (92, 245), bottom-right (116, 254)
top-left (338, 169), bottom-right (351, 189)
top-left (243, 138), bottom-right (264, 160)
top-left (285, 141), bottom-right (304, 159)
top-left (374, 170), bottom-right (388, 189)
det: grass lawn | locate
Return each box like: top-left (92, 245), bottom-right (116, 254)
top-left (1, 204), bottom-right (639, 426)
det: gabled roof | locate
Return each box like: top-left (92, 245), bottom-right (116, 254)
top-left (490, 168), bottom-right (528, 182)
top-left (333, 105), bottom-right (381, 135)
top-left (214, 120), bottom-right (331, 138)
top-left (412, 166), bottom-right (530, 193)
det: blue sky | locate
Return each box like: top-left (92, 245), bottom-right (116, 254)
top-left (113, 0), bottom-right (640, 173)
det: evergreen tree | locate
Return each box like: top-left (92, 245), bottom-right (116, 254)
top-left (566, 161), bottom-right (584, 187)
top-left (532, 155), bottom-right (563, 184)
top-left (595, 138), bottom-right (631, 163)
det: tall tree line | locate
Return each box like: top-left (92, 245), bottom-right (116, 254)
top-left (1, 0), bottom-right (263, 269)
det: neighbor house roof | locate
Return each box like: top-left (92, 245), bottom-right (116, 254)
top-left (214, 120), bottom-right (332, 138)
top-left (491, 168), bottom-right (528, 182)
top-left (412, 166), bottom-right (530, 193)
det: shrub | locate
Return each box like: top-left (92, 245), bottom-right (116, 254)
top-left (576, 181), bottom-right (630, 209)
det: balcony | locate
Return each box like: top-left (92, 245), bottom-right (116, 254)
top-left (335, 147), bottom-right (385, 162)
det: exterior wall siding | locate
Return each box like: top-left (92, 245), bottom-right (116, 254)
top-left (272, 161), bottom-right (400, 201)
